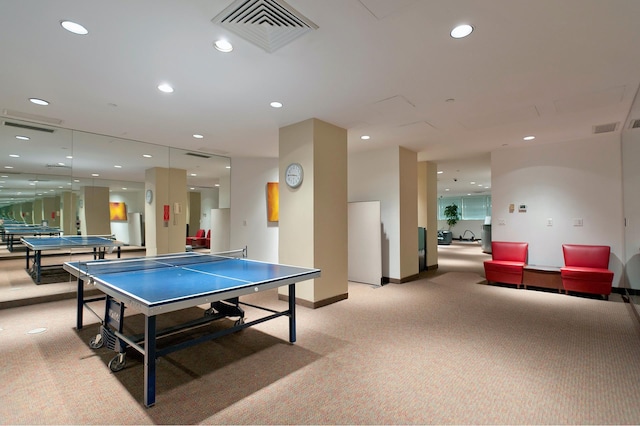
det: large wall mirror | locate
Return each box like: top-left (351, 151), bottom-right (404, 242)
top-left (0, 116), bottom-right (230, 256)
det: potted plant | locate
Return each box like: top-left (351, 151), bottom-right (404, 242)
top-left (438, 203), bottom-right (459, 245)
top-left (444, 203), bottom-right (460, 230)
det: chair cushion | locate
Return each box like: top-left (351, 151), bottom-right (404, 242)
top-left (485, 260), bottom-right (526, 274)
top-left (561, 267), bottom-right (614, 282)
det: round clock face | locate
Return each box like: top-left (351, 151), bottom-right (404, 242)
top-left (145, 189), bottom-right (153, 204)
top-left (285, 163), bottom-right (304, 188)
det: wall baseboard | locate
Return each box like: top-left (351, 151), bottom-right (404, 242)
top-left (279, 292), bottom-right (348, 309)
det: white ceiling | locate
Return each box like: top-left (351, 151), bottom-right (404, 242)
top-left (1, 0), bottom-right (640, 198)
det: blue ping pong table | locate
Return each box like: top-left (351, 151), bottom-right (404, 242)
top-left (64, 250), bottom-right (320, 407)
top-left (21, 235), bottom-right (123, 284)
top-left (4, 225), bottom-right (61, 251)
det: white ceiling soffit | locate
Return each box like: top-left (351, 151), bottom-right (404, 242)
top-left (459, 105), bottom-right (540, 131)
top-left (554, 85), bottom-right (626, 114)
top-left (358, 0), bottom-right (418, 20)
top-left (212, 0), bottom-right (318, 53)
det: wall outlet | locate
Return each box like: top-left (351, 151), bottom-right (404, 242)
top-left (573, 218), bottom-right (583, 227)
top-left (547, 218), bottom-right (553, 226)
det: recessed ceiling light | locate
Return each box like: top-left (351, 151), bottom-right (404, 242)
top-left (60, 20), bottom-right (88, 35)
top-left (270, 101), bottom-right (283, 108)
top-left (16, 135), bottom-right (29, 141)
top-left (360, 135), bottom-right (370, 140)
top-left (66, 155), bottom-right (73, 159)
top-left (190, 173), bottom-right (197, 177)
top-left (57, 162), bottom-right (65, 166)
top-left (158, 83), bottom-right (174, 93)
top-left (437, 171), bottom-right (444, 174)
top-left (9, 154), bottom-right (19, 158)
top-left (193, 134), bottom-right (204, 139)
top-left (470, 181), bottom-right (476, 184)
top-left (29, 98), bottom-right (49, 106)
top-left (4, 166), bottom-right (13, 169)
top-left (523, 135), bottom-right (536, 141)
top-left (215, 184), bottom-right (220, 187)
top-left (114, 165), bottom-right (122, 168)
top-left (450, 24), bottom-right (473, 39)
top-left (445, 188), bottom-right (450, 191)
top-left (214, 40), bottom-right (233, 52)
top-left (91, 173), bottom-right (99, 177)
top-left (122, 187), bottom-right (127, 190)
top-left (143, 154), bottom-right (152, 158)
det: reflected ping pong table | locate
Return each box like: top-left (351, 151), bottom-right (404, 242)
top-left (64, 250), bottom-right (320, 407)
top-left (4, 225), bottom-right (61, 251)
top-left (21, 235), bottom-right (123, 284)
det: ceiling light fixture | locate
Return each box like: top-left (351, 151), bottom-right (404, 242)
top-left (60, 20), bottom-right (88, 35)
top-left (29, 98), bottom-right (49, 106)
top-left (437, 171), bottom-right (444, 174)
top-left (16, 135), bottom-right (29, 140)
top-left (214, 40), bottom-right (233, 52)
top-left (450, 24), bottom-right (473, 39)
top-left (360, 135), bottom-right (370, 140)
top-left (9, 154), bottom-right (19, 158)
top-left (523, 135), bottom-right (536, 141)
top-left (193, 134), bottom-right (204, 139)
top-left (143, 154), bottom-right (152, 158)
top-left (270, 101), bottom-right (283, 108)
top-left (157, 83), bottom-right (174, 93)
top-left (91, 173), bottom-right (99, 177)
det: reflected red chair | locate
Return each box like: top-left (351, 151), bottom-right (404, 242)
top-left (205, 230), bottom-right (211, 249)
top-left (186, 229), bottom-right (205, 247)
top-left (483, 241), bottom-right (529, 288)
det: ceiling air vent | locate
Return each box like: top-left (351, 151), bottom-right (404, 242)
top-left (630, 119), bottom-right (640, 129)
top-left (46, 164), bottom-right (71, 169)
top-left (212, 0), bottom-right (318, 53)
top-left (3, 121), bottom-right (55, 133)
top-left (186, 152), bottom-right (211, 159)
top-left (592, 122), bottom-right (618, 134)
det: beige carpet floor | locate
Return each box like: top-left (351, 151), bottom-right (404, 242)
top-left (1, 242), bottom-right (639, 424)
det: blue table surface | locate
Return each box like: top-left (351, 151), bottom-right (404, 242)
top-left (67, 256), bottom-right (317, 306)
top-left (22, 236), bottom-right (119, 248)
top-left (5, 226), bottom-right (60, 233)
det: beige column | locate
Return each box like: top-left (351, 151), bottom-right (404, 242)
top-left (60, 191), bottom-right (78, 235)
top-left (145, 167), bottom-right (187, 256)
top-left (42, 196), bottom-right (61, 228)
top-left (33, 198), bottom-right (43, 224)
top-left (279, 118), bottom-right (348, 308)
top-left (187, 191), bottom-right (201, 237)
top-left (79, 187), bottom-right (110, 235)
top-left (21, 202), bottom-right (33, 224)
top-left (418, 161), bottom-right (439, 270)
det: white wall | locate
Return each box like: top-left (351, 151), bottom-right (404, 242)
top-left (491, 133), bottom-right (624, 286)
top-left (109, 190), bottom-right (144, 244)
top-left (229, 157), bottom-right (279, 263)
top-left (349, 147), bottom-right (401, 280)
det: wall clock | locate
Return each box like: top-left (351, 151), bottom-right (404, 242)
top-left (285, 162), bottom-right (304, 188)
top-left (145, 189), bottom-right (153, 204)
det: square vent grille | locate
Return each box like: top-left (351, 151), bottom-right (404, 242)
top-left (212, 0), bottom-right (318, 53)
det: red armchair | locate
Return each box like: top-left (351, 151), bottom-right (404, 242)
top-left (484, 241), bottom-right (529, 287)
top-left (186, 229), bottom-right (205, 247)
top-left (205, 229), bottom-right (211, 249)
top-left (561, 244), bottom-right (613, 299)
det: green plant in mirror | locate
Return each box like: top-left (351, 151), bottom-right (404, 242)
top-left (444, 204), bottom-right (460, 229)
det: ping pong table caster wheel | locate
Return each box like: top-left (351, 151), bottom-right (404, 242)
top-left (234, 318), bottom-right (245, 327)
top-left (89, 334), bottom-right (103, 349)
top-left (109, 353), bottom-right (126, 372)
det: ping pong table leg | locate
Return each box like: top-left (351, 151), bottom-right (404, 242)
top-left (144, 315), bottom-right (157, 407)
top-left (76, 278), bottom-right (85, 329)
top-left (25, 247), bottom-right (30, 269)
top-left (288, 283), bottom-right (296, 343)
top-left (34, 250), bottom-right (41, 284)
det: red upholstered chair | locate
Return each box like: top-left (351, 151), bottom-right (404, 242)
top-left (561, 244), bottom-right (613, 299)
top-left (186, 229), bottom-right (205, 247)
top-left (484, 241), bottom-right (529, 287)
top-left (204, 229), bottom-right (211, 249)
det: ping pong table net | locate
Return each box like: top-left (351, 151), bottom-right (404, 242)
top-left (78, 247), bottom-right (247, 276)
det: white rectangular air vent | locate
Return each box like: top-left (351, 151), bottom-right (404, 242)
top-left (212, 0), bottom-right (318, 53)
top-left (630, 119), bottom-right (640, 129)
top-left (593, 122), bottom-right (618, 134)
